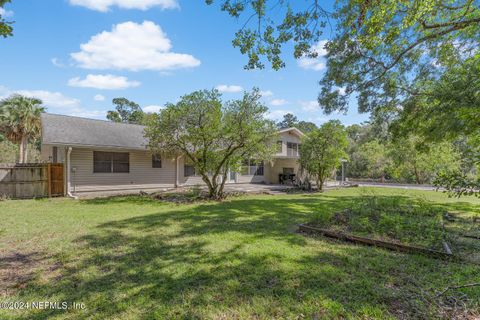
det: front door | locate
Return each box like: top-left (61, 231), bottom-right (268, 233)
top-left (228, 170), bottom-right (237, 183)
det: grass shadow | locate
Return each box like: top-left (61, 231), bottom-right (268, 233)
top-left (4, 192), bottom-right (479, 319)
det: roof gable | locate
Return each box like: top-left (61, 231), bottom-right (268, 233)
top-left (41, 113), bottom-right (148, 150)
top-left (277, 127), bottom-right (305, 137)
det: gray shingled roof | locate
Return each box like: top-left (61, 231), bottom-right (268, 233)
top-left (41, 113), bottom-right (148, 150)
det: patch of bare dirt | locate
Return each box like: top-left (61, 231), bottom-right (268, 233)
top-left (0, 251), bottom-right (51, 296)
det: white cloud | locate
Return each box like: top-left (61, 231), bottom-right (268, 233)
top-left (270, 99), bottom-right (288, 106)
top-left (0, 86), bottom-right (106, 119)
top-left (14, 90), bottom-right (81, 108)
top-left (299, 100), bottom-right (319, 112)
top-left (215, 84), bottom-right (243, 93)
top-left (71, 21), bottom-right (200, 71)
top-left (143, 105), bottom-right (164, 113)
top-left (298, 40), bottom-right (328, 71)
top-left (51, 58), bottom-right (65, 68)
top-left (94, 94), bottom-right (106, 101)
top-left (68, 109), bottom-right (106, 119)
top-left (337, 87), bottom-right (346, 95)
top-left (68, 74), bottom-right (141, 90)
top-left (0, 7), bottom-right (14, 18)
top-left (260, 90), bottom-right (273, 97)
top-left (266, 110), bottom-right (290, 121)
top-left (69, 0), bottom-right (178, 12)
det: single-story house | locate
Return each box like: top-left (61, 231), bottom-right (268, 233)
top-left (40, 113), bottom-right (304, 196)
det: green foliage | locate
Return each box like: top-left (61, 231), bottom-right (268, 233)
top-left (299, 120), bottom-right (348, 190)
top-left (344, 123), bottom-right (390, 179)
top-left (320, 0), bottom-right (479, 114)
top-left (277, 113), bottom-right (317, 133)
top-left (434, 140), bottom-right (480, 197)
top-left (145, 88), bottom-right (277, 198)
top-left (205, 0), bottom-right (328, 70)
top-left (356, 140), bottom-right (392, 180)
top-left (0, 139), bottom-right (17, 162)
top-left (0, 0), bottom-right (13, 38)
top-left (0, 94), bottom-right (45, 163)
top-left (315, 193), bottom-right (447, 249)
top-left (389, 136), bottom-right (462, 184)
top-left (2, 188), bottom-right (479, 319)
top-left (393, 56), bottom-right (480, 143)
top-left (106, 98), bottom-right (145, 124)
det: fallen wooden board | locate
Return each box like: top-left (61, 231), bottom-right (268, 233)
top-left (459, 234), bottom-right (480, 240)
top-left (298, 224), bottom-right (453, 259)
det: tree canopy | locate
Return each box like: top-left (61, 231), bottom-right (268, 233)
top-left (207, 0), bottom-right (479, 117)
top-left (299, 120), bottom-right (348, 190)
top-left (106, 98), bottom-right (146, 124)
top-left (145, 88), bottom-right (277, 199)
top-left (0, 0), bottom-right (13, 38)
top-left (277, 113), bottom-right (317, 133)
top-left (208, 0), bottom-right (480, 196)
top-left (0, 94), bottom-right (45, 163)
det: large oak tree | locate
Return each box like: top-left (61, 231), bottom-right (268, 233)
top-left (145, 88), bottom-right (277, 199)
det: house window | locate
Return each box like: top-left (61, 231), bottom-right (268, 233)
top-left (276, 141), bottom-right (283, 153)
top-left (287, 142), bottom-right (299, 157)
top-left (184, 165), bottom-right (196, 177)
top-left (93, 151), bottom-right (129, 173)
top-left (241, 160), bottom-right (264, 176)
top-left (152, 154), bottom-right (162, 168)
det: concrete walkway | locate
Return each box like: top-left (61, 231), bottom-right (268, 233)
top-left (75, 182), bottom-right (438, 199)
top-left (75, 183), bottom-right (297, 199)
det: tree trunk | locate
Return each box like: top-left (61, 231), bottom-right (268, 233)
top-left (217, 168), bottom-right (229, 199)
top-left (414, 165), bottom-right (421, 184)
top-left (316, 177), bottom-right (322, 191)
top-left (200, 173), bottom-right (218, 199)
top-left (19, 136), bottom-right (28, 163)
top-left (318, 178), bottom-right (324, 191)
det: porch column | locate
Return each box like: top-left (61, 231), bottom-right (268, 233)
top-left (174, 156), bottom-right (179, 188)
top-left (65, 147), bottom-right (77, 198)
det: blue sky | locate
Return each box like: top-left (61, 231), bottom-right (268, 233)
top-left (0, 0), bottom-right (369, 126)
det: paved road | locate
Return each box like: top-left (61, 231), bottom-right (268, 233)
top-left (348, 182), bottom-right (437, 191)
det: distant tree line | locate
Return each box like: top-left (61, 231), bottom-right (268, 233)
top-left (275, 113), bottom-right (469, 186)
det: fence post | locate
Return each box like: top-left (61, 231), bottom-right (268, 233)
top-left (47, 163), bottom-right (52, 198)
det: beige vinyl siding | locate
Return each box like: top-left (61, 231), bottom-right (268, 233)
top-left (178, 159), bottom-right (223, 186)
top-left (70, 147), bottom-right (176, 192)
top-left (237, 164), bottom-right (270, 184)
top-left (40, 145), bottom-right (66, 163)
top-left (275, 131), bottom-right (302, 158)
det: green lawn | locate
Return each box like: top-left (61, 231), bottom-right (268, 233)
top-left (0, 188), bottom-right (479, 319)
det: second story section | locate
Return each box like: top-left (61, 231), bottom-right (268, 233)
top-left (275, 128), bottom-right (304, 158)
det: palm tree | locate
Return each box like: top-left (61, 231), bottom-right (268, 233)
top-left (0, 94), bottom-right (45, 163)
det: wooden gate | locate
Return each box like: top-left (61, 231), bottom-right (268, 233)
top-left (48, 163), bottom-right (64, 197)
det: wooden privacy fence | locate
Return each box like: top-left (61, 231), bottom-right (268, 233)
top-left (0, 163), bottom-right (64, 199)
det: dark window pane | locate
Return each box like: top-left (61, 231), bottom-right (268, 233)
top-left (94, 161), bottom-right (111, 173)
top-left (152, 154), bottom-right (162, 168)
top-left (113, 162), bottom-right (129, 173)
top-left (276, 141), bottom-right (283, 153)
top-left (184, 165), bottom-right (195, 177)
top-left (94, 151), bottom-right (111, 162)
top-left (93, 151), bottom-right (112, 173)
top-left (254, 161), bottom-right (264, 176)
top-left (112, 152), bottom-right (129, 162)
top-left (94, 151), bottom-right (129, 173)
